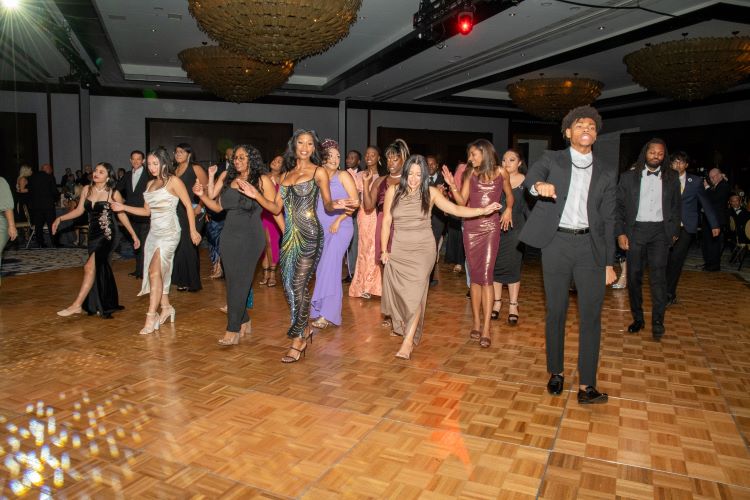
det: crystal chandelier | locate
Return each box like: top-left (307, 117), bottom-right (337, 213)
top-left (178, 46), bottom-right (294, 103)
top-left (188, 0), bottom-right (362, 64)
top-left (507, 76), bottom-right (604, 121)
top-left (624, 36), bottom-right (750, 101)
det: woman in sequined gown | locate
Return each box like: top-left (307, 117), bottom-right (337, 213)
top-left (381, 155), bottom-right (502, 360)
top-left (193, 145), bottom-right (269, 346)
top-left (53, 163), bottom-right (140, 319)
top-left (112, 147), bottom-right (202, 335)
top-left (443, 139), bottom-right (514, 347)
top-left (310, 139), bottom-right (357, 328)
top-left (243, 130), bottom-right (356, 363)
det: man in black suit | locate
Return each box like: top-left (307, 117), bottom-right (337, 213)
top-left (701, 168), bottom-right (730, 271)
top-left (520, 106), bottom-right (617, 405)
top-left (665, 151), bottom-right (720, 306)
top-left (427, 154), bottom-right (448, 286)
top-left (118, 150), bottom-right (150, 278)
top-left (616, 139), bottom-right (681, 340)
top-left (28, 163), bottom-right (60, 247)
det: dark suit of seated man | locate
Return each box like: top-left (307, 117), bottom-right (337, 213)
top-left (615, 139), bottom-right (681, 341)
top-left (520, 105), bottom-right (617, 405)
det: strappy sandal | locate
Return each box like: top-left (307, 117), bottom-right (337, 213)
top-left (258, 267), bottom-right (270, 285)
top-left (479, 336), bottom-right (491, 348)
top-left (490, 299), bottom-right (502, 320)
top-left (469, 329), bottom-right (481, 340)
top-left (267, 266), bottom-right (277, 287)
top-left (381, 318), bottom-right (392, 328)
top-left (281, 342), bottom-right (307, 363)
top-left (218, 332), bottom-right (240, 346)
top-left (508, 301), bottom-right (519, 326)
top-left (312, 317), bottom-right (330, 329)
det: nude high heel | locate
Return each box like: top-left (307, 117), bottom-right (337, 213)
top-left (159, 305), bottom-right (175, 325)
top-left (139, 312), bottom-right (160, 335)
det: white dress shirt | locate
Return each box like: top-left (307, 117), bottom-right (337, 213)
top-left (559, 147), bottom-right (593, 230)
top-left (636, 166), bottom-right (663, 222)
top-left (131, 166), bottom-right (143, 188)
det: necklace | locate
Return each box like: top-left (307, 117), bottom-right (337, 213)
top-left (571, 161), bottom-right (593, 170)
top-left (389, 173), bottom-right (402, 179)
top-left (93, 184), bottom-right (108, 193)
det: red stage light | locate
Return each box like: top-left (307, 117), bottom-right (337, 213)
top-left (457, 11), bottom-right (473, 35)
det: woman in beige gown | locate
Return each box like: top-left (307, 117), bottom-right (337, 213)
top-left (380, 155), bottom-right (501, 359)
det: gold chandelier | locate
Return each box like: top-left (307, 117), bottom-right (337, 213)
top-left (178, 46), bottom-right (294, 103)
top-left (624, 36), bottom-right (750, 101)
top-left (188, 0), bottom-right (362, 64)
top-left (507, 76), bottom-right (604, 121)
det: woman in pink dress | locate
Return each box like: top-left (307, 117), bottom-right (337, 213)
top-left (444, 139), bottom-right (514, 348)
top-left (259, 155), bottom-right (284, 286)
top-left (348, 146), bottom-right (382, 299)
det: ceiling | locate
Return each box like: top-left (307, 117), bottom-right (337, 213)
top-left (1, 0), bottom-right (749, 119)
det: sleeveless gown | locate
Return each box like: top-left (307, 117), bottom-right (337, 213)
top-left (381, 191), bottom-right (436, 344)
top-left (171, 166), bottom-right (202, 291)
top-left (139, 184), bottom-right (181, 296)
top-left (310, 173), bottom-right (354, 325)
top-left (83, 199), bottom-right (122, 317)
top-left (261, 182), bottom-right (282, 265)
top-left (220, 188), bottom-right (265, 332)
top-left (279, 176), bottom-right (323, 339)
top-left (348, 171), bottom-right (381, 297)
top-left (463, 174), bottom-right (503, 286)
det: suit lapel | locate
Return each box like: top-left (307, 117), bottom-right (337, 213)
top-left (586, 153), bottom-right (602, 215)
top-left (556, 150), bottom-right (572, 209)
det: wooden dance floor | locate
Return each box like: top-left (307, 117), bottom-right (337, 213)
top-left (1, 251), bottom-right (749, 498)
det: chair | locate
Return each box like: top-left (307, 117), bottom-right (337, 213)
top-left (14, 204), bottom-right (35, 249)
top-left (736, 220), bottom-right (750, 271)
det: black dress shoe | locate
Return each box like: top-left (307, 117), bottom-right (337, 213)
top-left (577, 386), bottom-right (608, 404)
top-left (652, 320), bottom-right (665, 340)
top-left (627, 320), bottom-right (645, 333)
top-left (547, 374), bottom-right (564, 395)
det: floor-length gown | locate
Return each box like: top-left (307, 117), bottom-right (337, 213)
top-left (220, 188), bottom-right (265, 332)
top-left (82, 199), bottom-right (123, 317)
top-left (171, 166), bottom-right (201, 291)
top-left (279, 175), bottom-right (323, 339)
top-left (310, 172), bottom-right (354, 325)
top-left (493, 184), bottom-right (527, 284)
top-left (261, 182), bottom-right (282, 265)
top-left (381, 191), bottom-right (436, 344)
top-left (348, 171), bottom-right (381, 297)
top-left (139, 182), bottom-right (181, 296)
top-left (463, 174), bottom-right (503, 285)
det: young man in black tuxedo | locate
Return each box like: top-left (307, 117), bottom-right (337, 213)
top-left (616, 139), bottom-right (681, 340)
top-left (427, 154), bottom-right (448, 286)
top-left (117, 150), bottom-right (150, 278)
top-left (28, 163), bottom-right (60, 247)
top-left (520, 106), bottom-right (617, 405)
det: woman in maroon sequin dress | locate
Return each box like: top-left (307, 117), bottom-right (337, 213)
top-left (444, 139), bottom-right (514, 347)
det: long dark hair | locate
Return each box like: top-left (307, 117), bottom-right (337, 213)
top-left (282, 129), bottom-right (322, 173)
top-left (391, 154), bottom-right (431, 215)
top-left (635, 138), bottom-right (676, 182)
top-left (94, 162), bottom-right (117, 191)
top-left (502, 148), bottom-right (527, 175)
top-left (148, 146), bottom-right (173, 181)
top-left (223, 144), bottom-right (265, 194)
top-left (173, 142), bottom-right (195, 174)
top-left (467, 139), bottom-right (500, 182)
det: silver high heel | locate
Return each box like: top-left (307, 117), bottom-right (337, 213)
top-left (139, 312), bottom-right (160, 335)
top-left (159, 305), bottom-right (175, 325)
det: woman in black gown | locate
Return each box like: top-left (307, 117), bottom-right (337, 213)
top-left (171, 143), bottom-right (207, 291)
top-left (193, 145), bottom-right (270, 346)
top-left (53, 162), bottom-right (140, 318)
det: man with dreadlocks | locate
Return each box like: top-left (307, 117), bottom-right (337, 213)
top-left (520, 105), bottom-right (617, 405)
top-left (616, 138), bottom-right (681, 341)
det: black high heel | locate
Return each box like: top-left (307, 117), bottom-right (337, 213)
top-left (490, 299), bottom-right (502, 320)
top-left (508, 301), bottom-right (519, 326)
top-left (281, 343), bottom-right (307, 363)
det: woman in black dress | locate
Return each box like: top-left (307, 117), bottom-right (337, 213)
top-left (193, 145), bottom-right (270, 345)
top-left (53, 162), bottom-right (140, 318)
top-left (171, 143), bottom-right (207, 291)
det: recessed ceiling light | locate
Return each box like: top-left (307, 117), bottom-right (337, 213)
top-left (509, 12), bottom-right (516, 16)
top-left (153, 52), bottom-right (158, 56)
top-left (598, 26), bottom-right (605, 30)
top-left (151, 27), bottom-right (156, 32)
top-left (167, 13), bottom-right (182, 20)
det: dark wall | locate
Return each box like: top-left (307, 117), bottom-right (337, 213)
top-left (147, 119), bottom-right (293, 167)
top-left (377, 127), bottom-right (493, 173)
top-left (0, 112), bottom-right (38, 182)
top-left (619, 121), bottom-right (750, 192)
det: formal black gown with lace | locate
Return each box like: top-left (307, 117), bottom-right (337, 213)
top-left (83, 200), bottom-right (122, 318)
top-left (171, 166), bottom-right (202, 291)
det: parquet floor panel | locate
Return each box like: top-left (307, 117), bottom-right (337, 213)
top-left (1, 251), bottom-right (749, 497)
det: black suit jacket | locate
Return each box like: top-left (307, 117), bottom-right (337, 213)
top-left (519, 149), bottom-right (617, 267)
top-left (428, 172), bottom-right (447, 219)
top-left (705, 179), bottom-right (730, 227)
top-left (615, 168), bottom-right (681, 242)
top-left (117, 168), bottom-right (151, 223)
top-left (28, 171), bottom-right (59, 211)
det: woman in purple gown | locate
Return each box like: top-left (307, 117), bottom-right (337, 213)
top-left (310, 139), bottom-right (358, 328)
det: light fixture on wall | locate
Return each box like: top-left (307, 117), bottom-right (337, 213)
top-left (624, 34), bottom-right (750, 101)
top-left (187, 0), bottom-right (362, 64)
top-left (507, 74), bottom-right (603, 121)
top-left (178, 46), bottom-right (294, 103)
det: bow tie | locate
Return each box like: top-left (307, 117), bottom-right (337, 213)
top-left (646, 169), bottom-right (660, 176)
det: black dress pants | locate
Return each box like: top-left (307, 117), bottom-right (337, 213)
top-left (131, 220), bottom-right (150, 278)
top-left (541, 232), bottom-right (604, 387)
top-left (666, 227), bottom-right (693, 299)
top-left (32, 208), bottom-right (56, 247)
top-left (627, 221), bottom-right (669, 324)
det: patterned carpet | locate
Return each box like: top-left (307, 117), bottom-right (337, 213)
top-left (0, 248), bottom-right (127, 278)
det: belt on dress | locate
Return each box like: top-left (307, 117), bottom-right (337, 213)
top-left (557, 227), bottom-right (590, 235)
